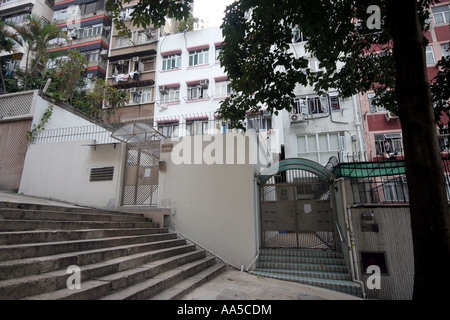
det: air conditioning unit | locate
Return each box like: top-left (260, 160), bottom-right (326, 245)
top-left (290, 114), bottom-right (305, 123)
top-left (159, 86), bottom-right (167, 93)
top-left (100, 49), bottom-right (108, 56)
top-left (62, 27), bottom-right (68, 32)
top-left (133, 56), bottom-right (140, 62)
top-left (159, 103), bottom-right (168, 111)
top-left (118, 60), bottom-right (125, 65)
top-left (130, 87), bottom-right (137, 93)
top-left (199, 79), bottom-right (209, 88)
top-left (87, 73), bottom-right (94, 79)
top-left (105, 26), bottom-right (111, 31)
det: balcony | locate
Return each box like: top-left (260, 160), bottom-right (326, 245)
top-left (109, 70), bottom-right (155, 89)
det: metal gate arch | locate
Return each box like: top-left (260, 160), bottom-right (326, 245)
top-left (256, 158), bottom-right (336, 249)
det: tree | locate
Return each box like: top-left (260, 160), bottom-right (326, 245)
top-left (219, 0), bottom-right (450, 299)
top-left (83, 78), bottom-right (129, 122)
top-left (105, 0), bottom-right (193, 36)
top-left (14, 15), bottom-right (66, 91)
top-left (0, 20), bottom-right (19, 94)
top-left (48, 49), bottom-right (88, 104)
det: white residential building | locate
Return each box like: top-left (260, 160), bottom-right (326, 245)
top-left (154, 26), bottom-right (232, 137)
top-left (274, 41), bottom-right (367, 165)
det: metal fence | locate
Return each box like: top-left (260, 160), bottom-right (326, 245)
top-left (32, 125), bottom-right (119, 145)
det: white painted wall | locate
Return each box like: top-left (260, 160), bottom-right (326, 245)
top-left (158, 133), bottom-right (266, 268)
top-left (19, 140), bottom-right (123, 208)
top-left (32, 95), bottom-right (96, 129)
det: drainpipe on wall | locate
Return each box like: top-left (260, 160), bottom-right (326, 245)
top-left (352, 94), bottom-right (366, 157)
top-left (246, 177), bottom-right (260, 272)
top-left (339, 178), bottom-right (366, 299)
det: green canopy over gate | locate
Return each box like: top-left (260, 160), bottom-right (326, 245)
top-left (256, 158), bottom-right (335, 184)
top-left (332, 160), bottom-right (406, 178)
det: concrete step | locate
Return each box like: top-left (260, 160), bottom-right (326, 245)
top-left (0, 208), bottom-right (150, 223)
top-left (253, 249), bottom-right (363, 298)
top-left (256, 260), bottom-right (348, 273)
top-left (22, 249), bottom-right (206, 300)
top-left (257, 255), bottom-right (347, 267)
top-left (0, 232), bottom-right (178, 262)
top-left (250, 270), bottom-right (362, 297)
top-left (0, 201), bottom-right (226, 300)
top-left (252, 267), bottom-right (352, 281)
top-left (0, 238), bottom-right (188, 281)
top-left (149, 263), bottom-right (227, 300)
top-left (0, 241), bottom-right (194, 299)
top-left (259, 248), bottom-right (344, 259)
top-left (0, 219), bottom-right (158, 232)
top-left (0, 227), bottom-right (168, 245)
top-left (99, 257), bottom-right (218, 300)
top-left (0, 201), bottom-right (141, 217)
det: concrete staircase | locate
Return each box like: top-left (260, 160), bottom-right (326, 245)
top-left (251, 248), bottom-right (363, 298)
top-left (0, 201), bottom-right (226, 300)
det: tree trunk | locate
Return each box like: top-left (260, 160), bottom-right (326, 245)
top-left (387, 1), bottom-right (450, 299)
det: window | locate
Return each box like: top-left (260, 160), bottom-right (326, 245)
top-left (432, 5), bottom-right (450, 25)
top-left (160, 87), bottom-right (180, 103)
top-left (308, 96), bottom-right (327, 114)
top-left (426, 46), bottom-right (435, 64)
top-left (382, 176), bottom-right (409, 202)
top-left (441, 43), bottom-right (450, 58)
top-left (136, 30), bottom-right (157, 45)
top-left (361, 252), bottom-right (388, 274)
top-left (215, 46), bottom-right (223, 61)
top-left (114, 36), bottom-right (132, 48)
top-left (186, 119), bottom-right (209, 136)
top-left (292, 26), bottom-right (308, 43)
top-left (308, 58), bottom-right (322, 72)
top-left (330, 96), bottom-right (340, 111)
top-left (140, 57), bottom-right (155, 72)
top-left (158, 122), bottom-right (179, 138)
top-left (374, 133), bottom-right (403, 155)
top-left (119, 7), bottom-right (134, 20)
top-left (162, 54), bottom-right (181, 71)
top-left (293, 95), bottom-right (330, 115)
top-left (368, 92), bottom-right (387, 113)
top-left (189, 49), bottom-right (209, 66)
top-left (247, 116), bottom-right (272, 132)
top-left (187, 84), bottom-right (207, 101)
top-left (111, 61), bottom-right (130, 77)
top-left (132, 87), bottom-right (153, 104)
top-left (215, 81), bottom-right (233, 98)
top-left (297, 132), bottom-right (344, 164)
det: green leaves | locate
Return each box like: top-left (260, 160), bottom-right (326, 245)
top-left (105, 0), bottom-right (193, 36)
top-left (218, 0), bottom-right (423, 126)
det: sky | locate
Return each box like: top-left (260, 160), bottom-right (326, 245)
top-left (193, 0), bottom-right (235, 28)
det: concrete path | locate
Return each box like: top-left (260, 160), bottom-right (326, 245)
top-left (182, 267), bottom-right (362, 300)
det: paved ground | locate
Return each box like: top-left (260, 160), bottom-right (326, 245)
top-left (182, 267), bottom-right (361, 300)
top-left (0, 191), bottom-right (362, 300)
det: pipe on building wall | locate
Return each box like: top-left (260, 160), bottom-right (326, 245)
top-left (338, 177), bottom-right (366, 299)
top-left (352, 94), bottom-right (366, 156)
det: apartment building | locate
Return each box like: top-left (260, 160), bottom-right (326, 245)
top-left (360, 0), bottom-right (450, 161)
top-left (154, 26), bottom-right (231, 137)
top-left (276, 31), bottom-right (366, 166)
top-left (104, 0), bottom-right (159, 123)
top-left (0, 0), bottom-right (54, 75)
top-left (47, 0), bottom-right (111, 81)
